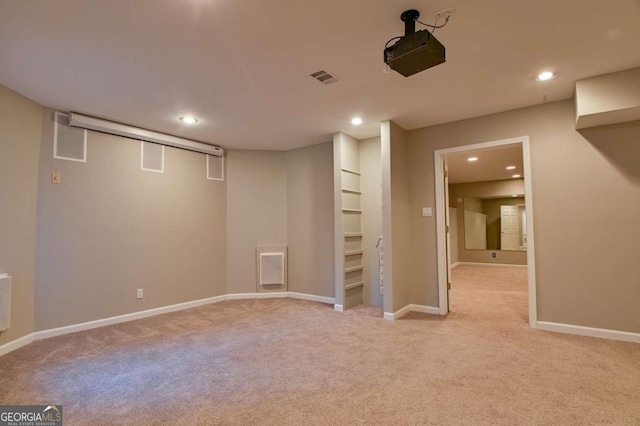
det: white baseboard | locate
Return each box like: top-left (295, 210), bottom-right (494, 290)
top-left (259, 292), bottom-right (289, 299)
top-left (36, 294), bottom-right (228, 340)
top-left (536, 321), bottom-right (640, 344)
top-left (384, 304), bottom-right (440, 321)
top-left (333, 304), bottom-right (344, 312)
top-left (225, 293), bottom-right (259, 300)
top-left (409, 304), bottom-right (441, 315)
top-left (450, 262), bottom-right (461, 269)
top-left (457, 262), bottom-right (527, 268)
top-left (0, 333), bottom-right (35, 357)
top-left (288, 292), bottom-right (335, 305)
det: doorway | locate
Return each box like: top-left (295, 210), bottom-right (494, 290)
top-left (434, 136), bottom-right (537, 327)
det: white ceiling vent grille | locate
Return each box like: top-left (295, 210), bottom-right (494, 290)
top-left (311, 70), bottom-right (339, 85)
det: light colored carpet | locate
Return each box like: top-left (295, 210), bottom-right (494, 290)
top-left (1, 265), bottom-right (639, 425)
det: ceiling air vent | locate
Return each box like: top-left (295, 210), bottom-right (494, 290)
top-left (311, 70), bottom-right (339, 85)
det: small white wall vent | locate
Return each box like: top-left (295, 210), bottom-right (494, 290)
top-left (311, 70), bottom-right (339, 85)
top-left (256, 246), bottom-right (287, 292)
top-left (54, 112), bottom-right (87, 162)
top-left (140, 141), bottom-right (164, 173)
top-left (207, 154), bottom-right (224, 181)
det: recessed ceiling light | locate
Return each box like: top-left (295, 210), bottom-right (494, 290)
top-left (467, 157), bottom-right (478, 162)
top-left (351, 117), bottom-right (363, 125)
top-left (506, 165), bottom-right (516, 170)
top-left (180, 116), bottom-right (198, 124)
top-left (512, 194), bottom-right (518, 197)
top-left (512, 174), bottom-right (521, 178)
top-left (536, 71), bottom-right (555, 81)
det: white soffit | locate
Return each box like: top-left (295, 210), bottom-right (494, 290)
top-left (575, 67), bottom-right (640, 129)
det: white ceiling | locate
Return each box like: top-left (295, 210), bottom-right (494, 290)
top-left (446, 144), bottom-right (523, 184)
top-left (1, 0), bottom-right (640, 150)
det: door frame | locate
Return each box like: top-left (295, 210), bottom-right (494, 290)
top-left (434, 136), bottom-right (538, 327)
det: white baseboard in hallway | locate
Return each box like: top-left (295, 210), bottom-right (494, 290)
top-left (457, 262), bottom-right (527, 268)
top-left (536, 321), bottom-right (640, 344)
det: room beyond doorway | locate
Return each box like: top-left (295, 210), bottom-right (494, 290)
top-left (434, 136), bottom-right (537, 327)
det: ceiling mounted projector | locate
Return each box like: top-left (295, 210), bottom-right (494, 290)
top-left (383, 9), bottom-right (446, 77)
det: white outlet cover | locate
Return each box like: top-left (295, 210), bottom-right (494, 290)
top-left (422, 207), bottom-right (433, 217)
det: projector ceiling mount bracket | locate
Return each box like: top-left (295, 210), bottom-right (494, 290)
top-left (400, 9), bottom-right (420, 35)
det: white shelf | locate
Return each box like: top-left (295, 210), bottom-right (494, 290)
top-left (344, 233), bottom-right (363, 238)
top-left (345, 281), bottom-right (364, 291)
top-left (341, 188), bottom-right (361, 194)
top-left (341, 168), bottom-right (361, 176)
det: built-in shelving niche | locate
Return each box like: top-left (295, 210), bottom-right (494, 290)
top-left (334, 133), bottom-right (382, 311)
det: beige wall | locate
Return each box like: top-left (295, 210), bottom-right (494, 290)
top-left (360, 137), bottom-right (382, 306)
top-left (449, 179), bottom-right (525, 202)
top-left (408, 99), bottom-right (640, 333)
top-left (0, 85), bottom-right (41, 345)
top-left (286, 142), bottom-right (334, 297)
top-left (35, 111), bottom-right (227, 330)
top-left (226, 150), bottom-right (287, 294)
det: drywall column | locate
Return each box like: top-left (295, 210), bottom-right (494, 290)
top-left (333, 133), bottom-right (365, 310)
top-left (381, 121), bottom-right (412, 316)
top-left (0, 84), bottom-right (41, 349)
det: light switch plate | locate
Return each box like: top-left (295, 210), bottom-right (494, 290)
top-left (51, 172), bottom-right (61, 184)
top-left (422, 207), bottom-right (433, 217)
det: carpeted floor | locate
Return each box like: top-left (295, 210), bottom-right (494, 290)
top-left (1, 265), bottom-right (639, 425)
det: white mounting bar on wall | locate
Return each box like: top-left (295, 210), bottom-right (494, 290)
top-left (68, 112), bottom-right (224, 157)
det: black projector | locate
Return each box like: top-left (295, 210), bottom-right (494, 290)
top-left (384, 30), bottom-right (446, 77)
top-left (383, 9), bottom-right (446, 77)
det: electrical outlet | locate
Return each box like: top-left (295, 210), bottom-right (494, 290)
top-left (51, 172), bottom-right (61, 184)
top-left (435, 8), bottom-right (456, 20)
top-left (137, 288), bottom-right (143, 299)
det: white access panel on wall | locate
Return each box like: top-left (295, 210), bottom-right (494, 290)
top-left (207, 154), bottom-right (224, 181)
top-left (256, 246), bottom-right (287, 292)
top-left (54, 112), bottom-right (87, 162)
top-left (140, 141), bottom-right (164, 173)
